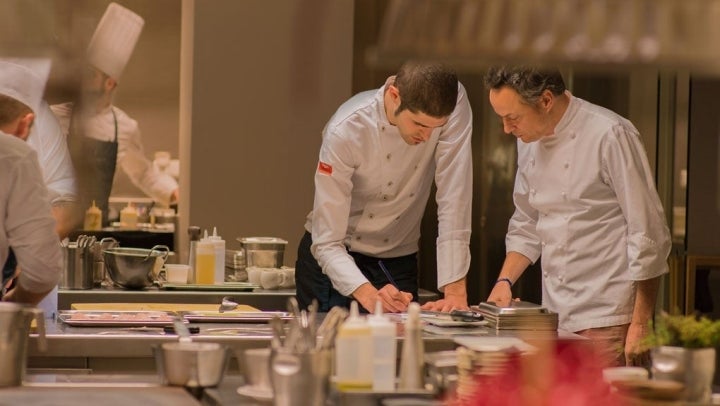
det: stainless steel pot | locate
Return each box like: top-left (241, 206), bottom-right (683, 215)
top-left (103, 245), bottom-right (169, 289)
top-left (238, 237), bottom-right (288, 268)
top-left (0, 303), bottom-right (45, 387)
top-left (154, 342), bottom-right (228, 388)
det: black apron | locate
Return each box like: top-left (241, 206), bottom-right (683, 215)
top-left (70, 108), bottom-right (119, 227)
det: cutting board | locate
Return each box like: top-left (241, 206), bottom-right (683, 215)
top-left (70, 303), bottom-right (259, 312)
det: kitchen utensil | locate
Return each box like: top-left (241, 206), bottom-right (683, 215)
top-left (60, 240), bottom-right (94, 290)
top-left (271, 348), bottom-right (331, 406)
top-left (240, 347), bottom-right (273, 390)
top-left (218, 296), bottom-right (238, 313)
top-left (103, 245), bottom-right (169, 289)
top-left (237, 237), bottom-right (287, 268)
top-left (173, 317), bottom-right (192, 343)
top-left (57, 310), bottom-right (175, 327)
top-left (0, 302), bottom-right (45, 387)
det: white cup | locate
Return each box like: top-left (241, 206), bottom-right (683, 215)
top-left (247, 267), bottom-right (264, 286)
top-left (165, 264), bottom-right (190, 284)
top-left (260, 269), bottom-right (288, 290)
top-left (279, 267), bottom-right (295, 288)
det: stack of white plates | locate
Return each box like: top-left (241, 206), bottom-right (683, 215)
top-left (453, 337), bottom-right (536, 403)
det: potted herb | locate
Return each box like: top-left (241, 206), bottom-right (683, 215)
top-left (642, 312), bottom-right (720, 403)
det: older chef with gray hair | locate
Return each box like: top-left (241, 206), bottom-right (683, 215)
top-left (0, 58), bottom-right (63, 305)
top-left (52, 2), bottom-right (179, 225)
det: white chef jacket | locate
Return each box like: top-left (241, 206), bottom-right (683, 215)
top-left (305, 81), bottom-right (473, 297)
top-left (50, 103), bottom-right (178, 206)
top-left (26, 101), bottom-right (77, 204)
top-left (0, 133), bottom-right (63, 293)
top-left (506, 93), bottom-right (671, 332)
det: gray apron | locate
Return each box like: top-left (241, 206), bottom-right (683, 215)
top-left (70, 108), bottom-right (119, 226)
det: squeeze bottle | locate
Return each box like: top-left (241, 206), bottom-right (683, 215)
top-left (398, 302), bottom-right (424, 390)
top-left (187, 226), bottom-right (201, 283)
top-left (84, 200), bottom-right (102, 230)
top-left (334, 301), bottom-right (373, 390)
top-left (367, 301), bottom-right (397, 391)
top-left (195, 230), bottom-right (216, 285)
top-left (209, 227), bottom-right (226, 284)
top-left (119, 202), bottom-right (138, 229)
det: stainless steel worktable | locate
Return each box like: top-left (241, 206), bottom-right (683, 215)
top-left (58, 288), bottom-right (440, 311)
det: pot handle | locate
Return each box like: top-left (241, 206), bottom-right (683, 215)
top-left (27, 307), bottom-right (47, 352)
top-left (146, 245), bottom-right (170, 261)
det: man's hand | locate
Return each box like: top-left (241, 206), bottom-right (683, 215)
top-left (625, 322), bottom-right (651, 367)
top-left (421, 278), bottom-right (468, 312)
top-left (486, 282), bottom-right (513, 307)
top-left (352, 282), bottom-right (412, 313)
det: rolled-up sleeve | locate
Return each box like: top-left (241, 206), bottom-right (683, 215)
top-left (505, 143), bottom-right (542, 263)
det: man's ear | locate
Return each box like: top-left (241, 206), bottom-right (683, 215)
top-left (387, 84), bottom-right (401, 107)
top-left (540, 90), bottom-right (554, 112)
top-left (104, 77), bottom-right (117, 93)
top-left (4, 113), bottom-right (35, 141)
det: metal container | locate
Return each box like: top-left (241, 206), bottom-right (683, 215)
top-left (104, 245), bottom-right (169, 289)
top-left (60, 242), bottom-right (93, 290)
top-left (0, 302), bottom-right (45, 387)
top-left (238, 237), bottom-right (288, 268)
top-left (652, 346), bottom-right (716, 403)
top-left (271, 348), bottom-right (332, 406)
top-left (154, 342), bottom-right (228, 388)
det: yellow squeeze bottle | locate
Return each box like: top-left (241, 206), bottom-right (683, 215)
top-left (195, 230), bottom-right (216, 285)
top-left (84, 200), bottom-right (102, 230)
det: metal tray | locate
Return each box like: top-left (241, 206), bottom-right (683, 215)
top-left (58, 310), bottom-right (177, 327)
top-left (181, 311), bottom-right (293, 323)
top-left (160, 282), bottom-right (258, 291)
top-left (474, 301), bottom-right (550, 316)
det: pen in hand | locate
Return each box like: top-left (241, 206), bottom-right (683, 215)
top-left (377, 260), bottom-right (399, 289)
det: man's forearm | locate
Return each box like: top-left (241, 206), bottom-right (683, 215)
top-left (497, 251), bottom-right (532, 283)
top-left (631, 275), bottom-right (661, 326)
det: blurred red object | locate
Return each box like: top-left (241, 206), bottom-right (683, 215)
top-left (455, 339), bottom-right (627, 406)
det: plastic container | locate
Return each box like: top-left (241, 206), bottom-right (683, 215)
top-left (209, 227), bottom-right (225, 284)
top-left (367, 301), bottom-right (397, 391)
top-left (334, 301), bottom-right (373, 390)
top-left (83, 200), bottom-right (102, 231)
top-left (398, 302), bottom-right (424, 390)
top-left (195, 231), bottom-right (216, 285)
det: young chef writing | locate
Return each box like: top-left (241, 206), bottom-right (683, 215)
top-left (52, 2), bottom-right (178, 226)
top-left (296, 61), bottom-right (473, 313)
top-left (484, 66), bottom-right (671, 366)
top-left (0, 58), bottom-right (63, 305)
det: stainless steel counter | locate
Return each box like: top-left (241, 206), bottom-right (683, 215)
top-left (58, 288), bottom-right (440, 311)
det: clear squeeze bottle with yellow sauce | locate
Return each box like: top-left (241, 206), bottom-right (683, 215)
top-left (84, 200), bottom-right (102, 230)
top-left (195, 230), bottom-right (216, 285)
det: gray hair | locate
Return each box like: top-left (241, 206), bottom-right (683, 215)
top-left (483, 66), bottom-right (566, 106)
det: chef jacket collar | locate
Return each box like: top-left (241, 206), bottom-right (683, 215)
top-left (376, 84), bottom-right (393, 129)
top-left (551, 91), bottom-right (580, 137)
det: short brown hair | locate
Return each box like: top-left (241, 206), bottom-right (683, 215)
top-left (394, 61), bottom-right (458, 118)
top-left (0, 94), bottom-right (32, 127)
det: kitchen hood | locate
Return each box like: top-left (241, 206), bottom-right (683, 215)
top-left (368, 0), bottom-right (720, 74)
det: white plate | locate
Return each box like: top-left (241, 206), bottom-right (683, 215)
top-left (237, 385), bottom-right (273, 403)
top-left (453, 336), bottom-right (537, 353)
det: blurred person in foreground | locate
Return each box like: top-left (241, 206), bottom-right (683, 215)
top-left (484, 66), bottom-right (671, 366)
top-left (296, 61), bottom-right (473, 313)
top-left (0, 58), bottom-right (63, 305)
top-left (52, 2), bottom-right (178, 226)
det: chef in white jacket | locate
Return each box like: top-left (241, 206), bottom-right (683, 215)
top-left (0, 58), bottom-right (63, 305)
top-left (484, 66), bottom-right (671, 367)
top-left (296, 62), bottom-right (473, 313)
top-left (52, 2), bottom-right (178, 225)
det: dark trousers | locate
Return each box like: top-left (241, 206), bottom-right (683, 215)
top-left (295, 231), bottom-right (418, 312)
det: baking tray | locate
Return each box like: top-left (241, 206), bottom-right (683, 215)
top-left (181, 311), bottom-right (293, 323)
top-left (160, 282), bottom-right (258, 291)
top-left (58, 310), bottom-right (177, 327)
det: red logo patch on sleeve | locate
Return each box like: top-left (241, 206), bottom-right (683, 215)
top-left (318, 161), bottom-right (333, 176)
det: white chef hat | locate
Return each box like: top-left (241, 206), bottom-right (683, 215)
top-left (0, 58), bottom-right (51, 115)
top-left (86, 2), bottom-right (144, 81)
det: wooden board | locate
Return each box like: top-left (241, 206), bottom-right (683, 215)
top-left (70, 303), bottom-right (259, 312)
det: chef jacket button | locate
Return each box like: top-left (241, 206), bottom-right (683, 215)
top-left (531, 159), bottom-right (535, 166)
top-left (559, 276), bottom-right (564, 282)
top-left (409, 193), bottom-right (415, 198)
top-left (356, 235), bottom-right (362, 241)
top-left (561, 191), bottom-right (567, 198)
top-left (368, 213), bottom-right (375, 219)
top-left (541, 241), bottom-right (546, 247)
top-left (564, 162), bottom-right (569, 169)
top-left (387, 181), bottom-right (393, 187)
top-left (571, 134), bottom-right (576, 139)
top-left (563, 215), bottom-right (568, 220)
top-left (383, 238), bottom-right (389, 243)
top-left (395, 216), bottom-right (400, 221)
top-left (381, 126), bottom-right (386, 131)
top-left (414, 165), bottom-right (418, 170)
top-left (543, 272), bottom-right (548, 277)
top-left (386, 153), bottom-right (392, 160)
top-left (558, 245), bottom-right (564, 250)
top-left (530, 188), bottom-right (536, 194)
top-left (382, 195), bottom-right (389, 201)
